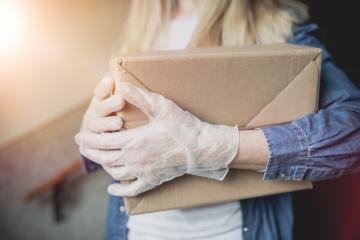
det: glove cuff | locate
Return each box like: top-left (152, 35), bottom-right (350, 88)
top-left (187, 124), bottom-right (240, 181)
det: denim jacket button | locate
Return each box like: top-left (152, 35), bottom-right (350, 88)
top-left (243, 226), bottom-right (249, 232)
top-left (119, 206), bottom-right (125, 212)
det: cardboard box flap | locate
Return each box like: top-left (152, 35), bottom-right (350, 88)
top-left (246, 55), bottom-right (321, 128)
top-left (111, 44), bottom-right (321, 215)
top-left (114, 46), bottom-right (321, 130)
top-left (125, 170), bottom-right (312, 215)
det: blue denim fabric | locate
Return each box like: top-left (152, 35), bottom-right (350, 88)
top-left (261, 23), bottom-right (360, 181)
top-left (106, 191), bottom-right (128, 240)
top-left (82, 22), bottom-right (360, 240)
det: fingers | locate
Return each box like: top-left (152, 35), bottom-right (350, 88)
top-left (103, 165), bottom-right (137, 180)
top-left (94, 76), bottom-right (114, 100)
top-left (88, 116), bottom-right (123, 133)
top-left (95, 94), bottom-right (125, 117)
top-left (79, 147), bottom-right (125, 166)
top-left (75, 130), bottom-right (135, 150)
top-left (107, 180), bottom-right (153, 197)
top-left (119, 84), bottom-right (165, 119)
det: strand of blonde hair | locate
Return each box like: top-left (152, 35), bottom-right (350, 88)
top-left (120, 0), bottom-right (308, 52)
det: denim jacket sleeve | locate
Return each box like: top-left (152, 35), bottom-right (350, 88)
top-left (260, 23), bottom-right (360, 181)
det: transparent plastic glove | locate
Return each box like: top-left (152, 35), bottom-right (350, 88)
top-left (76, 84), bottom-right (239, 197)
top-left (80, 75), bottom-right (125, 134)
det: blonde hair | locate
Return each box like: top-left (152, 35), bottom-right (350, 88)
top-left (120, 0), bottom-right (308, 52)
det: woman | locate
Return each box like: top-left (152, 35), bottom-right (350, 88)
top-left (75, 0), bottom-right (360, 239)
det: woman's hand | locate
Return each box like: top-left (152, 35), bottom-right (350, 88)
top-left (76, 84), bottom-right (239, 197)
top-left (80, 75), bottom-right (125, 134)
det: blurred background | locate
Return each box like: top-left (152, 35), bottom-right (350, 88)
top-left (0, 0), bottom-right (359, 239)
top-left (0, 1), bottom-right (129, 239)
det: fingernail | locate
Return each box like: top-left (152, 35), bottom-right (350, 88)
top-left (107, 185), bottom-right (117, 195)
top-left (75, 134), bottom-right (81, 145)
top-left (112, 117), bottom-right (122, 128)
top-left (117, 117), bottom-right (123, 126)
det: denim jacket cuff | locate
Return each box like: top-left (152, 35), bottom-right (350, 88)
top-left (257, 122), bottom-right (309, 180)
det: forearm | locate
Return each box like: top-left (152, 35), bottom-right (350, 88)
top-left (230, 44), bottom-right (360, 180)
top-left (229, 129), bottom-right (268, 171)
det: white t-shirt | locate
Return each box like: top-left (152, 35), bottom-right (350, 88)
top-left (127, 14), bottom-right (243, 240)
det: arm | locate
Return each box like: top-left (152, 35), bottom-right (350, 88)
top-left (76, 24), bottom-right (360, 197)
top-left (229, 129), bottom-right (268, 171)
top-left (231, 23), bottom-right (360, 181)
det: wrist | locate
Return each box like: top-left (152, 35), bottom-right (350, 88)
top-left (229, 129), bottom-right (268, 170)
top-left (186, 124), bottom-right (239, 180)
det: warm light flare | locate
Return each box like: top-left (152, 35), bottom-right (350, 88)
top-left (0, 1), bottom-right (27, 57)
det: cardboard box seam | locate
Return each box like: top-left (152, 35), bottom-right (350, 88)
top-left (313, 53), bottom-right (323, 111)
top-left (310, 56), bottom-right (320, 112)
top-left (244, 59), bottom-right (319, 128)
top-left (121, 50), bottom-right (321, 63)
top-left (119, 58), bottom-right (148, 90)
top-left (127, 196), bottom-right (147, 215)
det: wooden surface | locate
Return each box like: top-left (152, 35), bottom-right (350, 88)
top-left (0, 102), bottom-right (88, 201)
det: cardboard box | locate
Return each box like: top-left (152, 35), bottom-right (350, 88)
top-left (111, 43), bottom-right (322, 215)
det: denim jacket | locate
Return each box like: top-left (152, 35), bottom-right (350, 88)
top-left (83, 22), bottom-right (360, 240)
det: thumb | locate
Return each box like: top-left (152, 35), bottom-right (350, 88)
top-left (94, 75), bottom-right (114, 100)
top-left (119, 83), bottom-right (162, 118)
top-left (108, 180), bottom-right (152, 197)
